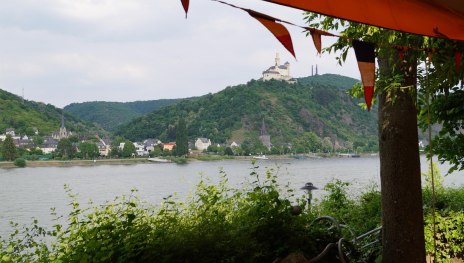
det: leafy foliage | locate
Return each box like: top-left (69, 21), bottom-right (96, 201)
top-left (64, 99), bottom-right (182, 131)
top-left (122, 141), bottom-right (136, 158)
top-left (117, 74), bottom-right (378, 153)
top-left (424, 212), bottom-right (464, 262)
top-left (174, 117), bottom-right (188, 156)
top-left (78, 142), bottom-right (100, 159)
top-left (1, 135), bottom-right (17, 161)
top-left (55, 138), bottom-right (76, 160)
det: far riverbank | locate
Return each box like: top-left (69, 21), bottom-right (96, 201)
top-left (0, 158), bottom-right (150, 168)
top-left (0, 153), bottom-right (376, 169)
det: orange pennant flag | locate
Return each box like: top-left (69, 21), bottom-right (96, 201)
top-left (305, 28), bottom-right (333, 55)
top-left (352, 40), bottom-right (376, 111)
top-left (304, 27), bottom-right (335, 55)
top-left (310, 30), bottom-right (322, 54)
top-left (248, 10), bottom-right (296, 59)
top-left (181, 0), bottom-right (189, 18)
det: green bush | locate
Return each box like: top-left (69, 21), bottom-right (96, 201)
top-left (13, 158), bottom-right (26, 168)
top-left (0, 167), bottom-right (337, 262)
top-left (425, 212), bottom-right (464, 262)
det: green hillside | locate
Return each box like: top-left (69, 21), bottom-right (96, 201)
top-left (0, 89), bottom-right (104, 137)
top-left (64, 99), bottom-right (181, 131)
top-left (298, 73), bottom-right (359, 89)
top-left (117, 74), bottom-right (378, 151)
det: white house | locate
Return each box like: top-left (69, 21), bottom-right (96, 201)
top-left (5, 128), bottom-right (15, 137)
top-left (97, 142), bottom-right (110, 157)
top-left (118, 142), bottom-right (125, 150)
top-left (143, 139), bottom-right (162, 152)
top-left (40, 137), bottom-right (58, 154)
top-left (134, 142), bottom-right (148, 156)
top-left (195, 138), bottom-right (211, 151)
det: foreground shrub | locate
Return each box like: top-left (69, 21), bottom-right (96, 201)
top-left (0, 167), bottom-right (337, 262)
top-left (14, 158), bottom-right (26, 168)
top-left (425, 212), bottom-right (464, 262)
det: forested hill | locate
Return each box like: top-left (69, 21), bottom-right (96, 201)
top-left (0, 89), bottom-right (104, 136)
top-left (117, 74), bottom-right (379, 150)
top-left (64, 99), bottom-right (181, 131)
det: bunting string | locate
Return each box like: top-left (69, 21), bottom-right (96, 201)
top-left (183, 0), bottom-right (463, 110)
top-left (212, 0), bottom-right (451, 55)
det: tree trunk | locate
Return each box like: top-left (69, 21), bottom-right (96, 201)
top-left (377, 52), bottom-right (426, 262)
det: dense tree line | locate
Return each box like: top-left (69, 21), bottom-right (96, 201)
top-left (64, 99), bottom-right (181, 131)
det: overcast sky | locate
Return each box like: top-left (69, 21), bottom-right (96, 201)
top-left (0, 0), bottom-right (360, 108)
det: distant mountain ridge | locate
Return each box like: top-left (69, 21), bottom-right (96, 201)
top-left (0, 89), bottom-right (104, 137)
top-left (64, 99), bottom-right (182, 131)
top-left (116, 74), bottom-right (378, 151)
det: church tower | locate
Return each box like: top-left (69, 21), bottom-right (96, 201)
top-left (59, 112), bottom-right (68, 139)
top-left (275, 52), bottom-right (280, 66)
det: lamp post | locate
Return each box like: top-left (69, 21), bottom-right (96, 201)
top-left (300, 182), bottom-right (318, 208)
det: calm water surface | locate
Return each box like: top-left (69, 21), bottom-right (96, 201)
top-left (0, 156), bottom-right (463, 237)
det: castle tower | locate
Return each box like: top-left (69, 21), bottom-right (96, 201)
top-left (284, 61), bottom-right (290, 76)
top-left (275, 52), bottom-right (280, 66)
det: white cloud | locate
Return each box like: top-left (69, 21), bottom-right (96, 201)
top-left (0, 0), bottom-right (359, 108)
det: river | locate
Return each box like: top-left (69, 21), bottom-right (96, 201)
top-left (0, 156), bottom-right (463, 238)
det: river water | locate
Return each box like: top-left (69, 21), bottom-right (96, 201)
top-left (0, 156), bottom-right (463, 238)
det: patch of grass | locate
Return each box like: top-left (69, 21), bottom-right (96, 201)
top-left (194, 155), bottom-right (234, 161)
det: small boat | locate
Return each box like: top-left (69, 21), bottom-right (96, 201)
top-left (337, 153), bottom-right (361, 158)
top-left (253, 155), bottom-right (269, 160)
top-left (148, 157), bottom-right (172, 163)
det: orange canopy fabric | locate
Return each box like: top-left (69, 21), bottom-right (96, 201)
top-left (264, 0), bottom-right (464, 41)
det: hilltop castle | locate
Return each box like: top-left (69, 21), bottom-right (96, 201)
top-left (260, 53), bottom-right (296, 84)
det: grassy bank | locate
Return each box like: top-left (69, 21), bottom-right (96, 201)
top-left (0, 158), bottom-right (150, 168)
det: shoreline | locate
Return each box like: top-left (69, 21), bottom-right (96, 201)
top-left (0, 158), bottom-right (151, 168)
top-left (0, 153), bottom-right (379, 169)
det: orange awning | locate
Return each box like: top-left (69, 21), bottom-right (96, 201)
top-left (264, 0), bottom-right (464, 41)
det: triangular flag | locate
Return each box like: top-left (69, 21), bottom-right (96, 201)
top-left (352, 40), bottom-right (375, 111)
top-left (248, 10), bottom-right (296, 59)
top-left (181, 0), bottom-right (189, 18)
top-left (455, 51), bottom-right (461, 74)
top-left (310, 30), bottom-right (322, 54)
top-left (305, 28), bottom-right (333, 55)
